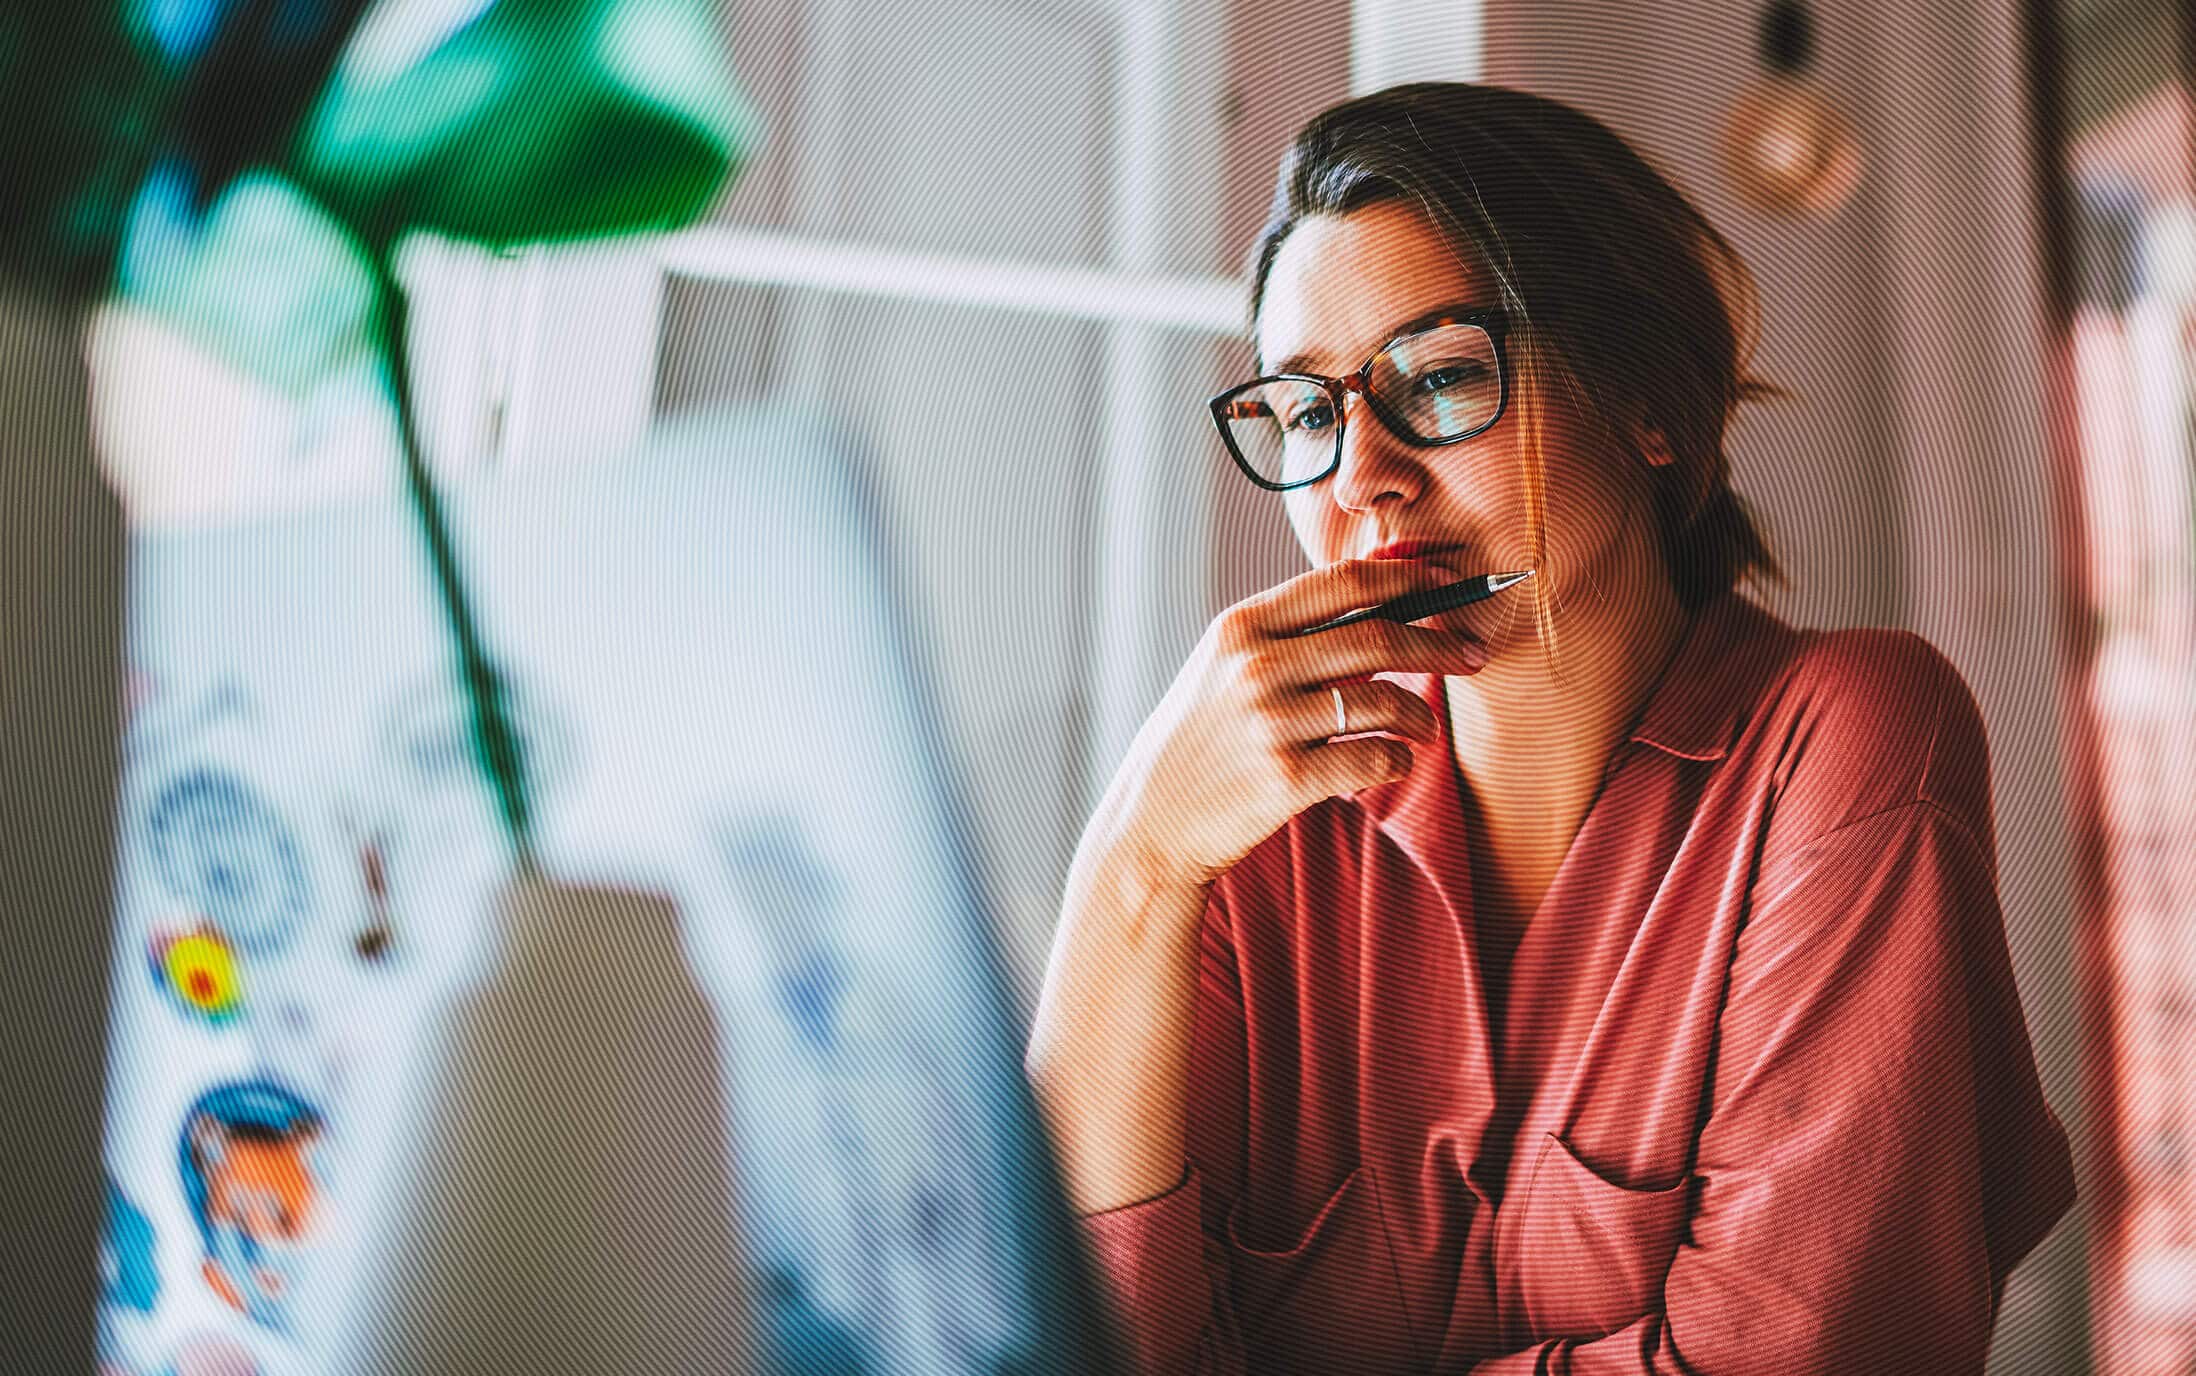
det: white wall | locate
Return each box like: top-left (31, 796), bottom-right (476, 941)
top-left (659, 0), bottom-right (1266, 1014)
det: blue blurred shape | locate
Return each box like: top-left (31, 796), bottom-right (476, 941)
top-left (135, 0), bottom-right (224, 62)
top-left (100, 1175), bottom-right (160, 1314)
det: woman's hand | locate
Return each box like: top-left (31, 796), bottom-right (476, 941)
top-left (1099, 557), bottom-right (1491, 889)
top-left (1028, 558), bottom-right (1488, 1214)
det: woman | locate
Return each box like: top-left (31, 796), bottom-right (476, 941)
top-left (1027, 83), bottom-right (2073, 1375)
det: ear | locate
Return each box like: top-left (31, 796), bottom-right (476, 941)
top-left (1632, 423), bottom-right (1677, 468)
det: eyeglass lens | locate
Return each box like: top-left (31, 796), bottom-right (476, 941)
top-left (1218, 322), bottom-right (1500, 487)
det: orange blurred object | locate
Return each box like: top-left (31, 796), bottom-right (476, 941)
top-left (1718, 0), bottom-right (1863, 217)
top-left (1720, 74), bottom-right (1863, 216)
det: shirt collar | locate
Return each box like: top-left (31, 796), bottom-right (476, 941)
top-left (1355, 590), bottom-right (1797, 826)
top-left (1622, 590), bottom-right (1795, 762)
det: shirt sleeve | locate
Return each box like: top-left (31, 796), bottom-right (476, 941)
top-left (1463, 793), bottom-right (2075, 1376)
top-left (1071, 884), bottom-right (1253, 1375)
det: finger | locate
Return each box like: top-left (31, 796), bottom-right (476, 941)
top-left (1237, 558), bottom-right (1458, 635)
top-left (1291, 735), bottom-right (1416, 801)
top-left (1295, 679), bottom-right (1441, 744)
top-left (1282, 617), bottom-right (1489, 682)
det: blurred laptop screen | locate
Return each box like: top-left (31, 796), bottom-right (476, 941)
top-left (98, 408), bottom-right (1111, 1374)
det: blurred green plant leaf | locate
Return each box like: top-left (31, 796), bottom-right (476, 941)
top-left (120, 166), bottom-right (377, 396)
top-left (292, 0), bottom-right (755, 249)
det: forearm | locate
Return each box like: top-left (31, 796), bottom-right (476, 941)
top-left (1027, 799), bottom-right (1214, 1217)
top-left (1459, 1289), bottom-right (1989, 1376)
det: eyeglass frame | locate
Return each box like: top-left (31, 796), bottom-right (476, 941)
top-left (1206, 306), bottom-right (1514, 492)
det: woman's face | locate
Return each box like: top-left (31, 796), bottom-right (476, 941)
top-left (1255, 201), bottom-right (1670, 654)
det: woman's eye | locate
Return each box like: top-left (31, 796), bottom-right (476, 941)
top-left (1283, 403), bottom-right (1334, 433)
top-left (1416, 363), bottom-right (1485, 393)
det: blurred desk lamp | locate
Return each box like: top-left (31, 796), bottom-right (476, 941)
top-left (1718, 0), bottom-right (1863, 217)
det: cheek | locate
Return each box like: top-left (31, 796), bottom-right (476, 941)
top-left (1513, 389), bottom-right (1633, 531)
top-left (1426, 445), bottom-right (1527, 523)
top-left (1538, 439), bottom-right (1651, 564)
top-left (1544, 452), bottom-right (1626, 523)
top-left (1282, 491), bottom-right (1347, 562)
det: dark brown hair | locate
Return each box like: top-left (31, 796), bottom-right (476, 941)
top-left (1250, 82), bottom-right (1783, 614)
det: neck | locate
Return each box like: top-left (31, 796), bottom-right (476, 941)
top-left (1445, 566), bottom-right (1691, 838)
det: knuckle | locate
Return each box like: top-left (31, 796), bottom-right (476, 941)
top-left (1237, 647), bottom-right (1278, 691)
top-left (1213, 605), bottom-right (1255, 648)
top-left (1326, 560), bottom-right (1368, 596)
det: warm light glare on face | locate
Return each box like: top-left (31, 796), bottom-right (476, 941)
top-left (1255, 203), bottom-right (1664, 653)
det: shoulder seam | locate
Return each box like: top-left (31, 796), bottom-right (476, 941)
top-left (1771, 628), bottom-right (1958, 812)
top-left (1760, 796), bottom-right (1992, 896)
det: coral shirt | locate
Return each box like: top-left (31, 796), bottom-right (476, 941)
top-left (1075, 591), bottom-right (2075, 1375)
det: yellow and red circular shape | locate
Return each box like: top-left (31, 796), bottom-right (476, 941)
top-left (160, 928), bottom-right (241, 1022)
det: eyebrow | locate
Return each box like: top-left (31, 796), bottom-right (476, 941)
top-left (1262, 301), bottom-right (1492, 376)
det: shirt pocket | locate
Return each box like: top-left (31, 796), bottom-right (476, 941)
top-left (1225, 1165), bottom-right (1419, 1376)
top-left (1497, 1132), bottom-right (1693, 1343)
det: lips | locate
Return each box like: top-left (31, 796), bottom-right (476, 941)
top-left (1367, 540), bottom-right (1470, 574)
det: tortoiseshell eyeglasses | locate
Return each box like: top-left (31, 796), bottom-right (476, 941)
top-left (1208, 308), bottom-right (1512, 491)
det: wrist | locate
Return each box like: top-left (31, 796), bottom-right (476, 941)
top-left (1069, 818), bottom-right (1208, 920)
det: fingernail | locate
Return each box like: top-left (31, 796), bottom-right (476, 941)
top-left (1461, 640), bottom-right (1489, 669)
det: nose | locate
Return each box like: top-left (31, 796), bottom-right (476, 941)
top-left (1327, 391), bottom-right (1425, 513)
